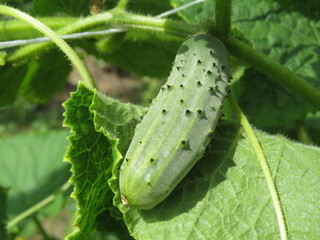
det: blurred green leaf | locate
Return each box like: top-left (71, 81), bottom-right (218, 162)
top-left (20, 49), bottom-right (72, 104)
top-left (0, 51), bottom-right (6, 66)
top-left (0, 130), bottom-right (70, 217)
top-left (105, 36), bottom-right (181, 78)
top-left (0, 49), bottom-right (71, 106)
top-left (33, 0), bottom-right (91, 16)
top-left (0, 186), bottom-right (8, 240)
top-left (0, 64), bottom-right (27, 106)
top-left (127, 0), bottom-right (172, 16)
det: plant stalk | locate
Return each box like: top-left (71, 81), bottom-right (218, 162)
top-left (215, 0), bottom-right (232, 39)
top-left (228, 94), bottom-right (288, 240)
top-left (6, 181), bottom-right (72, 229)
top-left (226, 37), bottom-right (320, 109)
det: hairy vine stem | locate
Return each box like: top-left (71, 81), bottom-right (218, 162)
top-left (215, 0), bottom-right (232, 39)
top-left (228, 94), bottom-right (288, 240)
top-left (1, 8), bottom-right (318, 109)
top-left (0, 5), bottom-right (95, 89)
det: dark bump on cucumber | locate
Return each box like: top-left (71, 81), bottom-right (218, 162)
top-left (150, 158), bottom-right (155, 163)
top-left (180, 99), bottom-right (184, 103)
top-left (180, 84), bottom-right (184, 88)
top-left (182, 73), bottom-right (185, 77)
top-left (207, 70), bottom-right (212, 75)
top-left (161, 87), bottom-right (165, 91)
top-left (117, 166), bottom-right (121, 170)
top-left (197, 109), bottom-right (202, 114)
top-left (212, 62), bottom-right (216, 67)
top-left (181, 140), bottom-right (186, 145)
top-left (185, 109), bottom-right (191, 115)
top-left (139, 141), bottom-right (142, 144)
top-left (209, 50), bottom-right (214, 55)
top-left (177, 66), bottom-right (181, 71)
top-left (167, 84), bottom-right (172, 90)
top-left (197, 81), bottom-right (202, 86)
top-left (221, 65), bottom-right (226, 69)
top-left (139, 116), bottom-right (143, 120)
top-left (197, 59), bottom-right (202, 64)
top-left (208, 131), bottom-right (213, 137)
top-left (148, 99), bottom-right (152, 103)
top-left (133, 124), bottom-right (136, 128)
top-left (125, 158), bottom-right (129, 162)
top-left (162, 109), bottom-right (167, 113)
top-left (220, 104), bottom-right (223, 109)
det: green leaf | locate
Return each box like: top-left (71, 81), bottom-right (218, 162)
top-left (0, 49), bottom-right (71, 106)
top-left (234, 68), bottom-right (315, 127)
top-left (127, 0), bottom-right (172, 16)
top-left (0, 64), bottom-right (27, 106)
top-left (63, 81), bottom-right (144, 239)
top-left (110, 121), bottom-right (320, 239)
top-left (170, 0), bottom-right (214, 24)
top-left (0, 186), bottom-right (8, 240)
top-left (19, 49), bottom-right (72, 104)
top-left (33, 0), bottom-right (91, 16)
top-left (231, 0), bottom-right (320, 126)
top-left (0, 51), bottom-right (6, 66)
top-left (0, 130), bottom-right (70, 217)
top-left (105, 36), bottom-right (181, 78)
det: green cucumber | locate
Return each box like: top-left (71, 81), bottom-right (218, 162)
top-left (119, 34), bottom-right (230, 210)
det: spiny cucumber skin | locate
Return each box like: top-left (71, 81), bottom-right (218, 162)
top-left (120, 34), bottom-right (230, 210)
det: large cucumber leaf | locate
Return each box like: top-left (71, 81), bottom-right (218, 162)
top-left (63, 81), bottom-right (146, 239)
top-left (111, 121), bottom-right (320, 239)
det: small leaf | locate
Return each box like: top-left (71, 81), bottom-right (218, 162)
top-left (0, 51), bottom-right (6, 66)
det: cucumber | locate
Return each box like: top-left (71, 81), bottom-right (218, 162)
top-left (119, 34), bottom-right (230, 210)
